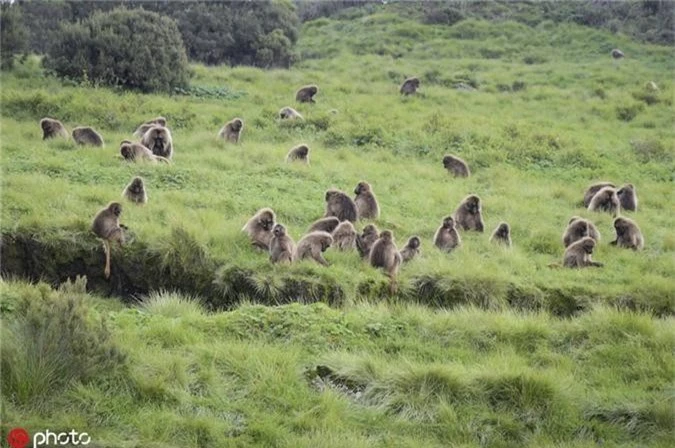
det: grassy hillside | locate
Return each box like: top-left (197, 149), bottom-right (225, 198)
top-left (1, 14), bottom-right (674, 448)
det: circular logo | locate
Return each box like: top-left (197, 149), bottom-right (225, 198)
top-left (7, 428), bottom-right (30, 448)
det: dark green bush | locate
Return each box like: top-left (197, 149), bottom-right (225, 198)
top-left (43, 8), bottom-right (190, 93)
top-left (0, 3), bottom-right (28, 70)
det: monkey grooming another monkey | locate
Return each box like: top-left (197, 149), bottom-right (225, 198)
top-left (454, 194), bottom-right (485, 232)
top-left (563, 236), bottom-right (603, 268)
top-left (356, 224), bottom-right (379, 259)
top-left (583, 182), bottom-right (615, 207)
top-left (141, 125), bottom-right (173, 159)
top-left (332, 221), bottom-right (357, 251)
top-left (610, 217), bottom-right (644, 250)
top-left (295, 231), bottom-right (333, 266)
top-left (40, 117), bottom-right (69, 140)
top-left (588, 186), bottom-right (620, 216)
top-left (218, 118), bottom-right (244, 143)
top-left (296, 84), bottom-right (318, 103)
top-left (400, 77), bottom-right (420, 95)
top-left (434, 216), bottom-right (461, 252)
top-left (354, 181), bottom-right (380, 220)
top-left (72, 126), bottom-right (104, 147)
top-left (490, 222), bottom-right (512, 246)
top-left (324, 189), bottom-right (358, 223)
top-left (242, 208), bottom-right (276, 251)
top-left (133, 117), bottom-right (167, 137)
top-left (399, 236), bottom-right (421, 262)
top-left (91, 202), bottom-right (125, 279)
top-left (286, 144), bottom-right (310, 164)
top-left (122, 176), bottom-right (148, 204)
top-left (269, 224), bottom-right (295, 263)
top-left (442, 155), bottom-right (471, 177)
top-left (562, 216), bottom-right (600, 248)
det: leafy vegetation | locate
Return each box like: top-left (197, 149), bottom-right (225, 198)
top-left (0, 9), bottom-right (674, 448)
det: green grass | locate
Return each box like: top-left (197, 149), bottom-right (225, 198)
top-left (1, 14), bottom-right (674, 447)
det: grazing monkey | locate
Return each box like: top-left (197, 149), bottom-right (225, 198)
top-left (611, 48), bottom-right (625, 59)
top-left (324, 189), bottom-right (358, 223)
top-left (454, 194), bottom-right (485, 232)
top-left (588, 187), bottom-right (620, 216)
top-left (354, 181), bottom-right (380, 220)
top-left (434, 216), bottom-right (461, 252)
top-left (442, 154), bottom-right (470, 177)
top-left (40, 117), bottom-right (69, 140)
top-left (356, 224), bottom-right (379, 259)
top-left (616, 183), bottom-right (638, 212)
top-left (611, 217), bottom-right (644, 250)
top-left (120, 141), bottom-right (170, 163)
top-left (133, 117), bottom-right (167, 137)
top-left (286, 144), bottom-right (310, 164)
top-left (331, 221), bottom-right (357, 251)
top-left (269, 224), bottom-right (295, 263)
top-left (141, 125), bottom-right (173, 159)
top-left (218, 118), bottom-right (244, 143)
top-left (583, 182), bottom-right (615, 207)
top-left (91, 202), bottom-right (125, 279)
top-left (308, 217), bottom-right (340, 233)
top-left (563, 236), bottom-right (603, 268)
top-left (369, 230), bottom-right (402, 278)
top-left (490, 222), bottom-right (512, 246)
top-left (562, 216), bottom-right (600, 248)
top-left (122, 176), bottom-right (147, 204)
top-left (400, 76), bottom-right (420, 95)
top-left (296, 84), bottom-right (318, 103)
top-left (72, 126), bottom-right (104, 147)
top-left (242, 208), bottom-right (276, 251)
top-left (279, 106), bottom-right (304, 120)
top-left (295, 231), bottom-right (333, 266)
top-left (399, 236), bottom-right (421, 262)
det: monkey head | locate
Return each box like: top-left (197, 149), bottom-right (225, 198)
top-left (613, 217), bottom-right (629, 236)
top-left (379, 230), bottom-right (393, 241)
top-left (258, 209), bottom-right (276, 231)
top-left (231, 119), bottom-right (243, 131)
top-left (496, 223), bottom-right (510, 237)
top-left (354, 181), bottom-right (371, 195)
top-left (464, 195), bottom-right (481, 214)
top-left (363, 224), bottom-right (377, 236)
top-left (580, 237), bottom-right (595, 254)
top-left (120, 144), bottom-right (133, 160)
top-left (320, 234), bottom-right (333, 251)
top-left (442, 216), bottom-right (455, 229)
top-left (442, 155), bottom-right (453, 169)
top-left (108, 202), bottom-right (122, 217)
top-left (273, 224), bottom-right (286, 237)
top-left (130, 177), bottom-right (144, 192)
top-left (155, 117), bottom-right (167, 127)
top-left (407, 236), bottom-right (421, 249)
top-left (325, 189), bottom-right (340, 202)
top-left (295, 145), bottom-right (309, 157)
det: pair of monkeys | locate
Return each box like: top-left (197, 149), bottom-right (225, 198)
top-left (40, 117), bottom-right (104, 147)
top-left (584, 182), bottom-right (638, 216)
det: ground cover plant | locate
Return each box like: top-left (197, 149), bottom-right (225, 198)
top-left (1, 8), bottom-right (673, 448)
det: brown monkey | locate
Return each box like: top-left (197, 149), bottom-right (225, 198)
top-left (616, 183), bottom-right (638, 212)
top-left (356, 224), bottom-right (379, 259)
top-left (563, 236), bottom-right (603, 268)
top-left (588, 187), bottom-right (620, 216)
top-left (279, 106), bottom-right (304, 120)
top-left (286, 144), bottom-right (310, 164)
top-left (611, 48), bottom-right (624, 59)
top-left (308, 217), bottom-right (340, 233)
top-left (218, 118), bottom-right (244, 143)
top-left (133, 117), bottom-right (167, 137)
top-left (369, 230), bottom-right (402, 278)
top-left (442, 154), bottom-right (471, 177)
top-left (434, 216), bottom-right (461, 252)
top-left (400, 76), bottom-right (420, 95)
top-left (490, 222), bottom-right (512, 246)
top-left (610, 217), bottom-right (644, 250)
top-left (354, 181), bottom-right (380, 220)
top-left (296, 84), bottom-right (318, 103)
top-left (122, 176), bottom-right (147, 204)
top-left (141, 125), bottom-right (173, 159)
top-left (331, 221), bottom-right (357, 251)
top-left (295, 231), bottom-right (333, 266)
top-left (91, 202), bottom-right (125, 279)
top-left (562, 216), bottom-right (600, 248)
top-left (399, 236), bottom-right (421, 262)
top-left (583, 182), bottom-right (615, 207)
top-left (454, 195), bottom-right (485, 232)
top-left (72, 126), bottom-right (104, 147)
top-left (324, 189), bottom-right (358, 223)
top-left (120, 141), bottom-right (170, 163)
top-left (40, 117), bottom-right (69, 140)
top-left (241, 208), bottom-right (276, 251)
top-left (269, 224), bottom-right (295, 263)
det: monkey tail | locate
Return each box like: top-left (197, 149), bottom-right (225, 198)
top-left (102, 240), bottom-right (111, 279)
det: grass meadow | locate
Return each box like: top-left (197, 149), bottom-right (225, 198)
top-left (1, 13), bottom-right (674, 448)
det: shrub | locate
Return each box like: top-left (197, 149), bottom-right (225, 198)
top-left (43, 8), bottom-right (190, 93)
top-left (1, 281), bottom-right (126, 404)
top-left (0, 3), bottom-right (28, 70)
